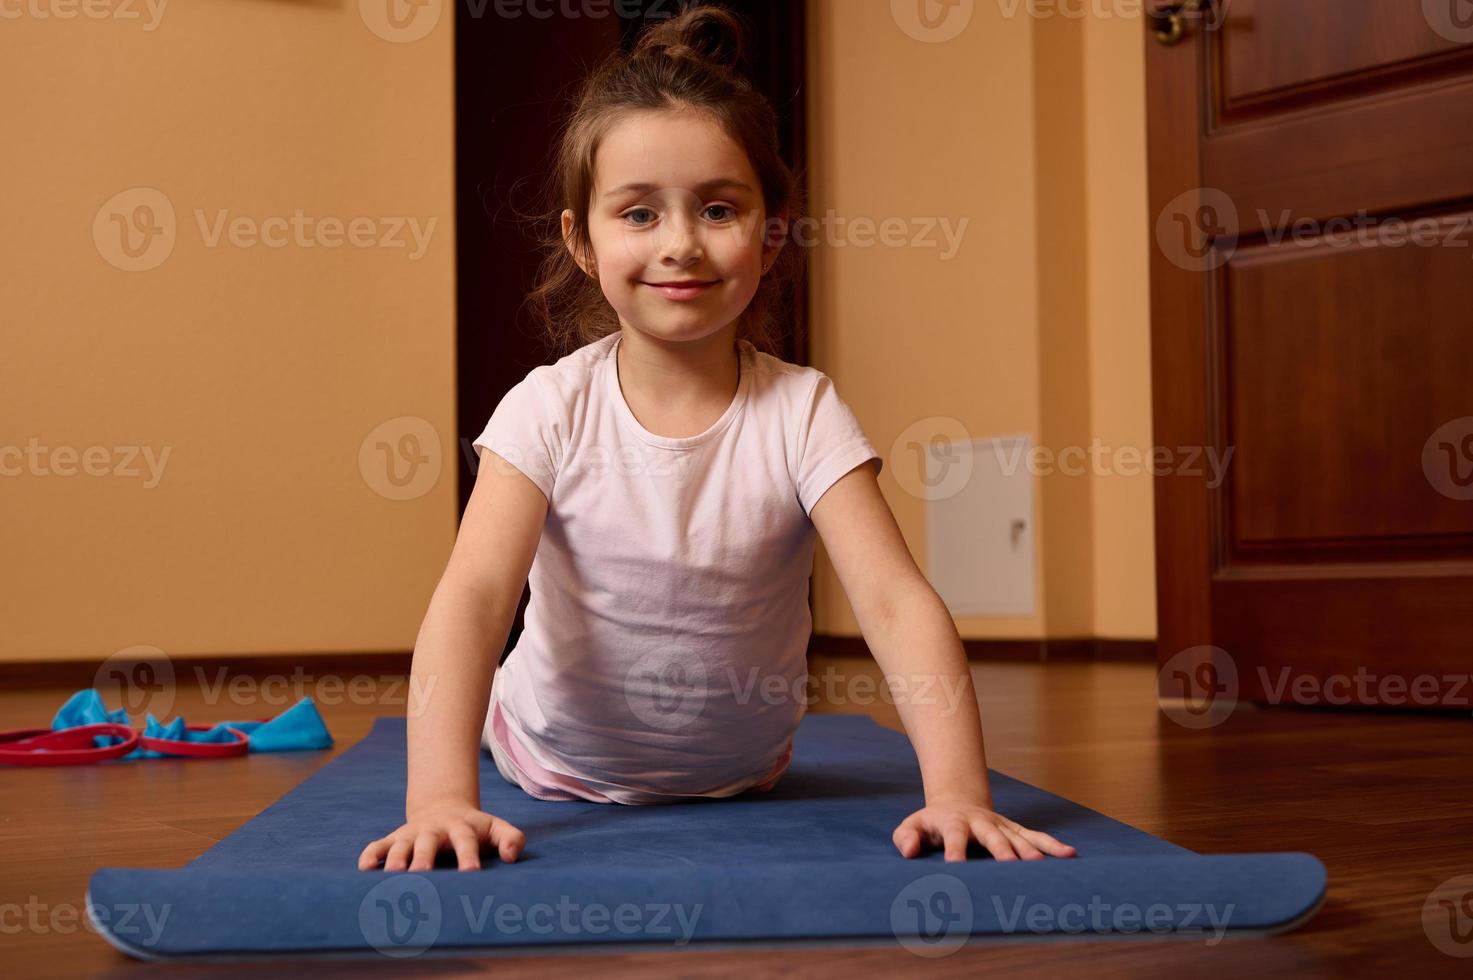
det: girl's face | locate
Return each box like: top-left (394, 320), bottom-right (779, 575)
top-left (563, 108), bottom-right (783, 348)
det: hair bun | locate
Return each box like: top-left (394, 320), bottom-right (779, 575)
top-left (632, 3), bottom-right (747, 73)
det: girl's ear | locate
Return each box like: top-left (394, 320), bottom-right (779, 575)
top-left (561, 208), bottom-right (597, 278)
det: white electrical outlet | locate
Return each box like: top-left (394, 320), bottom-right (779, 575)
top-left (925, 434), bottom-right (1036, 616)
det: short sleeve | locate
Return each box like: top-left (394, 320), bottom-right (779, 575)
top-left (795, 372), bottom-right (883, 516)
top-left (471, 369), bottom-right (561, 501)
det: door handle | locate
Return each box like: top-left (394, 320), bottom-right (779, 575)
top-left (1149, 0), bottom-right (1207, 46)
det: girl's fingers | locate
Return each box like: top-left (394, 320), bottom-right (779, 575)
top-left (942, 818), bottom-right (973, 862)
top-left (448, 824), bottom-right (483, 871)
top-left (408, 830), bottom-right (443, 871)
top-left (892, 819), bottom-right (922, 858)
top-left (969, 818), bottom-right (1017, 862)
top-left (1018, 826), bottom-right (1077, 857)
top-left (489, 818), bottom-right (525, 863)
top-left (384, 837), bottom-right (415, 872)
top-left (999, 825), bottom-right (1045, 860)
top-left (358, 839), bottom-right (387, 870)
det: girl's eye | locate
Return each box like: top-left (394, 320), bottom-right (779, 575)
top-left (620, 204), bottom-right (737, 226)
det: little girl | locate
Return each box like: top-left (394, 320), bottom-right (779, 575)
top-left (360, 2), bottom-right (1075, 873)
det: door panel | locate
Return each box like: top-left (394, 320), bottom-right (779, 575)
top-left (1146, 0), bottom-right (1473, 709)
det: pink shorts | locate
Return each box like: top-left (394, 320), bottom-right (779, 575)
top-left (484, 674), bottom-right (793, 804)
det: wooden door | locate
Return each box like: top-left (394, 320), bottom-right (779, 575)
top-left (1146, 0), bottom-right (1473, 710)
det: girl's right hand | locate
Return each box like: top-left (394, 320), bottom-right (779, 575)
top-left (358, 801), bottom-right (526, 872)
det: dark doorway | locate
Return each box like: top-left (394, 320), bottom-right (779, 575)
top-left (453, 1), bottom-right (808, 655)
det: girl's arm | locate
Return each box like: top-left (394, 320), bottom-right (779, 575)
top-left (359, 446), bottom-right (549, 872)
top-left (810, 460), bottom-right (1077, 862)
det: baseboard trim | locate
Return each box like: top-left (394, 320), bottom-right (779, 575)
top-left (808, 634), bottom-right (1155, 662)
top-left (0, 651), bottom-right (415, 690)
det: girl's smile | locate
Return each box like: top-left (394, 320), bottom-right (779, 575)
top-left (640, 278), bottom-right (721, 301)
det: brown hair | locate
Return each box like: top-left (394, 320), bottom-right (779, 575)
top-left (523, 1), bottom-right (806, 359)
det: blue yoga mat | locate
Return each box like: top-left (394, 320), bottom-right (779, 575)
top-left (87, 714), bottom-right (1326, 959)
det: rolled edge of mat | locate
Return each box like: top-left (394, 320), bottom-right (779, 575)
top-left (86, 851), bottom-right (1328, 959)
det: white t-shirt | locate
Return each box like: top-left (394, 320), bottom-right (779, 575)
top-left (473, 329), bottom-right (883, 804)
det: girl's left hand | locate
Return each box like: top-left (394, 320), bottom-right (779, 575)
top-left (892, 799), bottom-right (1078, 862)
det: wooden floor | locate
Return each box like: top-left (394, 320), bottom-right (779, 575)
top-left (2, 655), bottom-right (1470, 978)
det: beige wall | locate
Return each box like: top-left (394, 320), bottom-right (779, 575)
top-left (1, 3), bottom-right (458, 662)
top-left (807, 0), bottom-right (1155, 640)
top-left (1, 1), bottom-right (1151, 665)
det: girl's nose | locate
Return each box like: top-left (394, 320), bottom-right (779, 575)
top-left (657, 212), bottom-right (703, 265)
